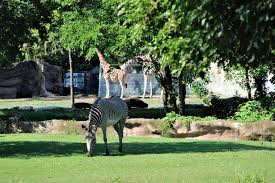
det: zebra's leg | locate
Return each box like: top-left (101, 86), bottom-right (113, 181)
top-left (102, 127), bottom-right (109, 156)
top-left (113, 120), bottom-right (124, 152)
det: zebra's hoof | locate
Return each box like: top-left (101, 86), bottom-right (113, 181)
top-left (86, 153), bottom-right (93, 157)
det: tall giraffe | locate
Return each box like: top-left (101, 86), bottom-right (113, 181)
top-left (95, 48), bottom-right (126, 98)
top-left (135, 54), bottom-right (163, 98)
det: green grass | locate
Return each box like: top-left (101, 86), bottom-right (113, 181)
top-left (0, 96), bottom-right (208, 121)
top-left (0, 134), bottom-right (275, 183)
top-left (0, 95), bottom-right (203, 109)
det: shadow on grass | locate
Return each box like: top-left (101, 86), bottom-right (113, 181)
top-left (0, 140), bottom-right (274, 158)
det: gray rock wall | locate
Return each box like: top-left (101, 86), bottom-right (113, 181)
top-left (0, 61), bottom-right (63, 98)
top-left (0, 61), bottom-right (46, 98)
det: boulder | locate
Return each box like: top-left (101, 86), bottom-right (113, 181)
top-left (124, 98), bottom-right (148, 109)
top-left (0, 61), bottom-right (46, 98)
top-left (40, 62), bottom-right (63, 95)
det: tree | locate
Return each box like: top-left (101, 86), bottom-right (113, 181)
top-left (0, 0), bottom-right (35, 67)
top-left (195, 0), bottom-right (275, 99)
top-left (0, 0), bottom-right (59, 68)
top-left (55, 0), bottom-right (132, 106)
top-left (118, 0), bottom-right (210, 113)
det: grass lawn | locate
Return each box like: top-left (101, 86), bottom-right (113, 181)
top-left (0, 95), bottom-right (204, 109)
top-left (0, 96), bottom-right (208, 121)
top-left (0, 134), bottom-right (275, 183)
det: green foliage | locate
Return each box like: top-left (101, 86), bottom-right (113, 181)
top-left (119, 0), bottom-right (210, 77)
top-left (225, 65), bottom-right (253, 91)
top-left (233, 101), bottom-right (273, 122)
top-left (197, 1), bottom-right (274, 99)
top-left (161, 112), bottom-right (181, 137)
top-left (0, 0), bottom-right (59, 67)
top-left (57, 0), bottom-right (131, 62)
top-left (191, 80), bottom-right (209, 104)
top-left (0, 0), bottom-right (35, 66)
top-left (160, 112), bottom-right (217, 136)
top-left (0, 121), bottom-right (6, 133)
top-left (209, 96), bottom-right (248, 119)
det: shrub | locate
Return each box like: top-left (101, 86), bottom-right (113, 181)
top-left (0, 121), bottom-right (6, 133)
top-left (160, 112), bottom-right (217, 136)
top-left (191, 80), bottom-right (209, 104)
top-left (160, 112), bottom-right (181, 137)
top-left (191, 80), bottom-right (208, 98)
top-left (233, 100), bottom-right (273, 122)
top-left (209, 96), bottom-right (248, 119)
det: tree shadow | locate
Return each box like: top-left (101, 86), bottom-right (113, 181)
top-left (0, 140), bottom-right (274, 158)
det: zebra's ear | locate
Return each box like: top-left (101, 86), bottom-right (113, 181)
top-left (81, 124), bottom-right (88, 131)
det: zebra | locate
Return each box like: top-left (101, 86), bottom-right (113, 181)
top-left (81, 96), bottom-right (128, 157)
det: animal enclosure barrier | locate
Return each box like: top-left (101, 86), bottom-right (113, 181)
top-left (98, 65), bottom-right (163, 98)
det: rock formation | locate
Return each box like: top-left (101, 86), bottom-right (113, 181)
top-left (0, 61), bottom-right (46, 98)
top-left (40, 62), bottom-right (63, 95)
top-left (0, 61), bottom-right (63, 98)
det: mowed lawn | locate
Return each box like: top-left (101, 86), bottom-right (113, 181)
top-left (0, 134), bottom-right (275, 183)
top-left (0, 95), bottom-right (204, 109)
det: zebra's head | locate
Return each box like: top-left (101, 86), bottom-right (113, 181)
top-left (82, 124), bottom-right (96, 157)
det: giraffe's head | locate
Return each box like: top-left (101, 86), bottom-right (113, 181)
top-left (82, 124), bottom-right (96, 157)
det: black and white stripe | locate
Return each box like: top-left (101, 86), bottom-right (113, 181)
top-left (85, 96), bottom-right (128, 156)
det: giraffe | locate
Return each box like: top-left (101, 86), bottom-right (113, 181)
top-left (135, 54), bottom-right (164, 99)
top-left (95, 48), bottom-right (126, 98)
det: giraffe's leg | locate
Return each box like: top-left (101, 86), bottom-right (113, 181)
top-left (149, 76), bottom-right (153, 98)
top-left (160, 88), bottom-right (164, 99)
top-left (102, 127), bottom-right (109, 156)
top-left (142, 73), bottom-right (147, 99)
top-left (119, 80), bottom-right (124, 98)
top-left (105, 79), bottom-right (110, 98)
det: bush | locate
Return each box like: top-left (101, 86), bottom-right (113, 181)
top-left (233, 100), bottom-right (273, 122)
top-left (191, 80), bottom-right (208, 97)
top-left (209, 96), bottom-right (248, 119)
top-left (191, 80), bottom-right (209, 104)
top-left (160, 112), bottom-right (181, 137)
top-left (160, 112), bottom-right (217, 137)
top-left (0, 121), bottom-right (6, 133)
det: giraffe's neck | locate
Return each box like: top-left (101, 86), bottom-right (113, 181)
top-left (95, 48), bottom-right (110, 73)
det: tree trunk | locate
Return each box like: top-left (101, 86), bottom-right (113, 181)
top-left (160, 66), bottom-right (178, 113)
top-left (178, 70), bottom-right (186, 115)
top-left (69, 49), bottom-right (75, 107)
top-left (245, 67), bottom-right (252, 100)
top-left (254, 74), bottom-right (267, 99)
top-left (148, 57), bottom-right (178, 113)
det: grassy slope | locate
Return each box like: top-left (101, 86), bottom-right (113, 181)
top-left (0, 134), bottom-right (275, 183)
